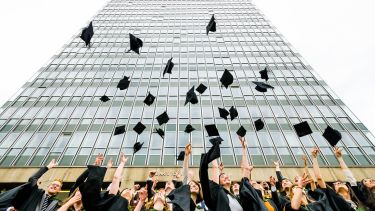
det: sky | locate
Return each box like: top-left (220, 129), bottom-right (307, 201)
top-left (0, 0), bottom-right (374, 133)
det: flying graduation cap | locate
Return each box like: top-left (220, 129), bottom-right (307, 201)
top-left (196, 83), bottom-right (207, 94)
top-left (117, 76), bottom-right (131, 90)
top-left (254, 119), bottom-right (264, 131)
top-left (259, 67), bottom-right (269, 81)
top-left (184, 124), bottom-right (195, 133)
top-left (220, 69), bottom-right (234, 88)
top-left (114, 125), bottom-right (126, 135)
top-left (184, 86), bottom-right (198, 105)
top-left (154, 128), bottom-right (165, 138)
top-left (133, 122), bottom-right (146, 134)
top-left (293, 121), bottom-right (313, 137)
top-left (236, 126), bottom-right (247, 137)
top-left (163, 57), bottom-right (174, 77)
top-left (144, 92), bottom-right (156, 106)
top-left (80, 21), bottom-right (94, 47)
top-left (252, 81), bottom-right (274, 93)
top-left (100, 95), bottom-right (110, 102)
top-left (166, 185), bottom-right (191, 211)
top-left (323, 126), bottom-right (342, 147)
top-left (177, 151), bottom-right (185, 161)
top-left (133, 142), bottom-right (144, 154)
top-left (128, 33), bottom-right (143, 54)
top-left (229, 106), bottom-right (238, 121)
top-left (218, 107), bottom-right (229, 120)
top-left (205, 124), bottom-right (220, 137)
top-left (206, 14), bottom-right (216, 35)
top-left (156, 111), bottom-right (169, 125)
top-left (209, 137), bottom-right (224, 145)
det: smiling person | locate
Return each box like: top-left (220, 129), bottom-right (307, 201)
top-left (0, 159), bottom-right (62, 211)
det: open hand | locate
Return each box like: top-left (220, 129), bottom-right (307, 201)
top-left (47, 159), bottom-right (58, 169)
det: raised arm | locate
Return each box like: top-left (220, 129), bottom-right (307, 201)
top-left (211, 159), bottom-right (220, 184)
top-left (134, 187), bottom-right (147, 211)
top-left (269, 176), bottom-right (281, 210)
top-left (311, 147), bottom-right (326, 189)
top-left (291, 173), bottom-right (311, 210)
top-left (302, 155), bottom-right (316, 191)
top-left (239, 136), bottom-right (251, 179)
top-left (29, 159), bottom-right (57, 186)
top-left (182, 143), bottom-right (192, 185)
top-left (108, 153), bottom-right (128, 195)
top-left (334, 147), bottom-right (357, 186)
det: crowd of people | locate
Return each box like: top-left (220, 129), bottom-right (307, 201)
top-left (0, 136), bottom-right (374, 211)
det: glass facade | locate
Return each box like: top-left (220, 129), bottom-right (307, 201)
top-left (0, 0), bottom-right (374, 167)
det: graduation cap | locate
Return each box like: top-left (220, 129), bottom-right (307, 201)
top-left (177, 151), bottom-right (185, 161)
top-left (322, 126), bottom-right (342, 147)
top-left (236, 126), bottom-right (247, 137)
top-left (80, 21), bottom-right (94, 47)
top-left (166, 185), bottom-right (191, 211)
top-left (156, 111), bottom-right (169, 125)
top-left (220, 69), bottom-right (233, 88)
top-left (209, 137), bottom-right (224, 145)
top-left (206, 14), bottom-right (216, 35)
top-left (293, 121), bottom-right (313, 137)
top-left (205, 124), bottom-right (219, 137)
top-left (133, 122), bottom-right (146, 134)
top-left (252, 81), bottom-right (274, 93)
top-left (144, 92), bottom-right (155, 106)
top-left (184, 86), bottom-right (199, 105)
top-left (259, 67), bottom-right (269, 81)
top-left (117, 76), bottom-right (130, 90)
top-left (201, 137), bottom-right (221, 164)
top-left (100, 95), bottom-right (110, 102)
top-left (184, 124), bottom-right (195, 133)
top-left (154, 128), bottom-right (165, 138)
top-left (128, 33), bottom-right (143, 54)
top-left (163, 57), bottom-right (174, 77)
top-left (114, 125), bottom-right (126, 135)
top-left (254, 119), bottom-right (264, 131)
top-left (218, 107), bottom-right (229, 120)
top-left (133, 142), bottom-right (144, 154)
top-left (229, 106), bottom-right (238, 121)
top-left (196, 83), bottom-right (207, 94)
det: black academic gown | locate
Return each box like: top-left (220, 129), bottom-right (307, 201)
top-left (69, 169), bottom-right (89, 196)
top-left (239, 178), bottom-right (269, 211)
top-left (79, 165), bottom-right (128, 211)
top-left (0, 166), bottom-right (59, 211)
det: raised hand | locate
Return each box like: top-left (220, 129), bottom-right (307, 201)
top-left (120, 152), bottom-right (128, 164)
top-left (239, 136), bottom-right (247, 148)
top-left (185, 143), bottom-right (192, 156)
top-left (94, 153), bottom-right (105, 166)
top-left (219, 162), bottom-right (224, 172)
top-left (47, 159), bottom-right (58, 169)
top-left (273, 160), bottom-right (280, 167)
top-left (302, 155), bottom-right (308, 166)
top-left (106, 157), bottom-right (113, 169)
top-left (149, 170), bottom-right (156, 178)
top-left (334, 147), bottom-right (342, 158)
top-left (311, 147), bottom-right (319, 158)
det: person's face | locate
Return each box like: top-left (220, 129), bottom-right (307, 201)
top-left (262, 181), bottom-right (269, 190)
top-left (363, 178), bottom-right (375, 189)
top-left (333, 181), bottom-right (348, 193)
top-left (165, 181), bottom-right (175, 191)
top-left (189, 181), bottom-right (200, 194)
top-left (121, 188), bottom-right (133, 200)
top-left (153, 192), bottom-right (166, 204)
top-left (47, 181), bottom-right (62, 195)
top-left (232, 183), bottom-right (240, 192)
top-left (219, 173), bottom-right (231, 186)
top-left (282, 178), bottom-right (293, 189)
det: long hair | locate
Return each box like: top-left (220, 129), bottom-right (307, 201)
top-left (359, 179), bottom-right (375, 210)
top-left (189, 180), bottom-right (203, 203)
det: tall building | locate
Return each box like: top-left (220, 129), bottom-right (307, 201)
top-left (0, 0), bottom-right (374, 188)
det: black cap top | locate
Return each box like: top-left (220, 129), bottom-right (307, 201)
top-left (133, 122), bottom-right (146, 134)
top-left (220, 69), bottom-right (234, 88)
top-left (114, 125), bottom-right (126, 135)
top-left (254, 119), bottom-right (265, 131)
top-left (133, 142), bottom-right (144, 154)
top-left (259, 67), bottom-right (269, 81)
top-left (177, 151), bottom-right (185, 161)
top-left (163, 57), bottom-right (174, 77)
top-left (155, 128), bottom-right (165, 138)
top-left (201, 138), bottom-right (221, 164)
top-left (206, 14), bottom-right (216, 35)
top-left (293, 121), bottom-right (313, 137)
top-left (209, 137), bottom-right (224, 145)
top-left (229, 106), bottom-right (238, 121)
top-left (129, 33), bottom-right (143, 54)
top-left (252, 81), bottom-right (274, 93)
top-left (323, 126), bottom-right (342, 147)
top-left (218, 107), bottom-right (229, 120)
top-left (196, 83), bottom-right (207, 94)
top-left (80, 21), bottom-right (94, 47)
top-left (184, 124), bottom-right (195, 133)
top-left (185, 86), bottom-right (199, 106)
top-left (117, 76), bottom-right (130, 90)
top-left (236, 126), bottom-right (247, 137)
top-left (100, 95), bottom-right (110, 102)
top-left (166, 185), bottom-right (191, 211)
top-left (144, 92), bottom-right (156, 106)
top-left (156, 111), bottom-right (170, 125)
top-left (205, 124), bottom-right (220, 137)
